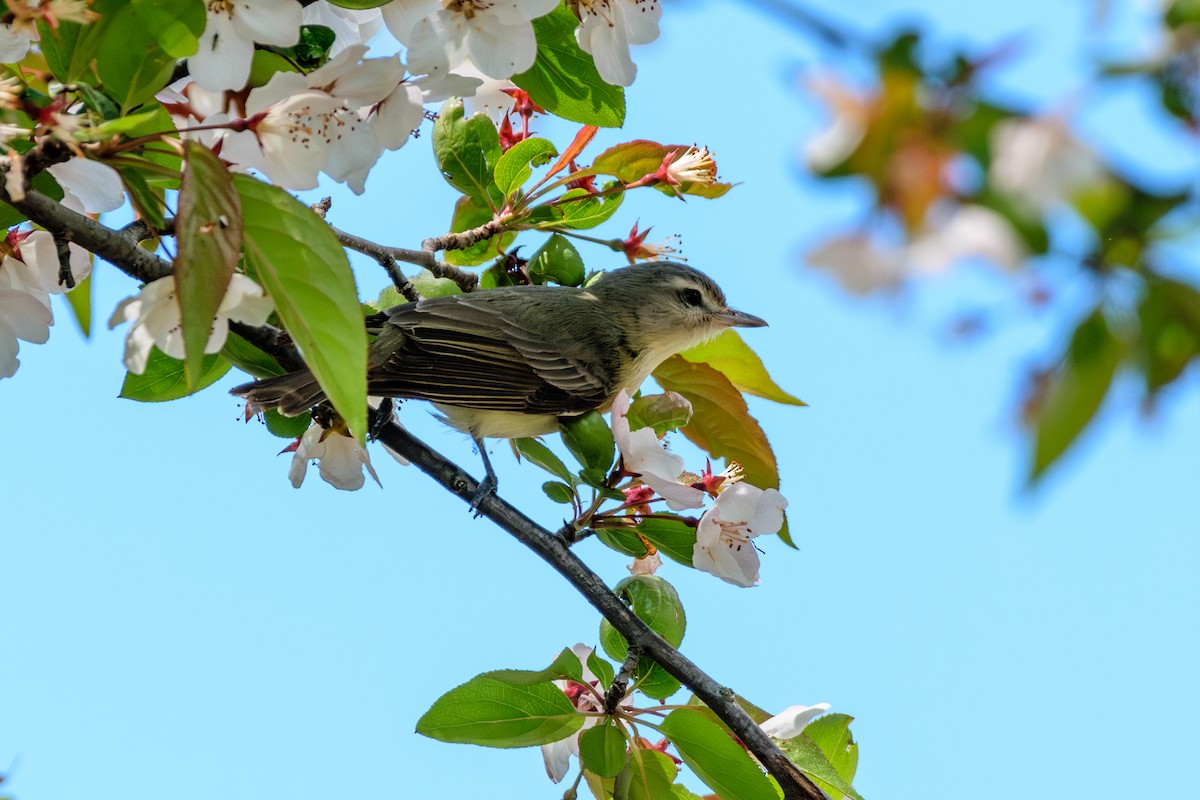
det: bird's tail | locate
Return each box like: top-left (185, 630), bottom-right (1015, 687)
top-left (230, 370), bottom-right (327, 417)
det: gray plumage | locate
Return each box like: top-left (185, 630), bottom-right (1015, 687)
top-left (231, 261), bottom-right (765, 439)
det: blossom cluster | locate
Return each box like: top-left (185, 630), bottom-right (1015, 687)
top-left (0, 157), bottom-right (128, 377)
top-left (155, 0), bottom-right (662, 196)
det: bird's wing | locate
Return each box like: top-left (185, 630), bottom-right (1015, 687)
top-left (366, 294), bottom-right (614, 414)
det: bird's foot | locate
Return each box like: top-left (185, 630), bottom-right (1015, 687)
top-left (468, 473), bottom-right (497, 517)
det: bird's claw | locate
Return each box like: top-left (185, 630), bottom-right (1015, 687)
top-left (468, 473), bottom-right (497, 516)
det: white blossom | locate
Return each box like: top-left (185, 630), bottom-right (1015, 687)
top-left (0, 272), bottom-right (51, 379)
top-left (574, 0), bottom-right (662, 87)
top-left (107, 273), bottom-right (273, 374)
top-left (289, 421), bottom-right (381, 490)
top-left (610, 389), bottom-right (704, 511)
top-left (0, 24), bottom-right (32, 63)
top-left (46, 158), bottom-right (125, 214)
top-left (191, 0), bottom-right (304, 92)
top-left (760, 703), bottom-right (831, 740)
top-left (303, 1), bottom-right (384, 55)
top-left (1, 230), bottom-right (91, 303)
top-left (692, 482), bottom-right (787, 587)
top-left (397, 0), bottom-right (559, 79)
top-left (666, 146), bottom-right (716, 186)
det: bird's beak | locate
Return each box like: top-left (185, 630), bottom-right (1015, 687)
top-left (718, 307), bottom-right (768, 328)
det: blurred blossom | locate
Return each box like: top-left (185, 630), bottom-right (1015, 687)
top-left (803, 74), bottom-right (870, 171)
top-left (989, 116), bottom-right (1106, 211)
top-left (806, 232), bottom-right (903, 295)
top-left (907, 204), bottom-right (1024, 274)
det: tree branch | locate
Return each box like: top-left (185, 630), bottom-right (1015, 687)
top-left (1, 188), bottom-right (172, 283)
top-left (373, 421), bottom-right (823, 800)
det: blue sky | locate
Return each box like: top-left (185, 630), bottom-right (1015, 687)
top-left (3, 2), bottom-right (1198, 799)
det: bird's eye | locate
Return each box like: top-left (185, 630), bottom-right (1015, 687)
top-left (681, 288), bottom-right (703, 307)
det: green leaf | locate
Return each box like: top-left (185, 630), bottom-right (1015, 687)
top-left (442, 194), bottom-right (512, 266)
top-left (1029, 308), bottom-right (1123, 481)
top-left (62, 264), bottom-right (93, 337)
top-left (176, 142), bottom-right (242, 389)
top-left (679, 329), bottom-right (805, 406)
top-left (778, 732), bottom-right (864, 800)
top-left (512, 6), bottom-right (625, 128)
top-left (659, 710), bottom-right (779, 800)
top-left (527, 232), bottom-right (585, 286)
top-left (117, 164), bottom-right (168, 230)
top-left (635, 518), bottom-right (696, 568)
top-left (235, 175), bottom-right (368, 443)
top-left (599, 576), bottom-right (686, 688)
top-left (802, 714), bottom-right (860, 798)
top-left (37, 18), bottom-right (102, 85)
top-left (542, 480), bottom-right (576, 504)
top-left (412, 269), bottom-right (463, 298)
top-left (221, 331), bottom-right (286, 378)
top-left (485, 647), bottom-right (584, 686)
top-left (494, 137), bottom-right (558, 199)
top-left (580, 721), bottom-right (629, 778)
top-left (264, 408), bottom-right (311, 439)
top-left (595, 526), bottom-right (651, 559)
top-left (592, 141), bottom-right (734, 199)
top-left (625, 391), bottom-right (694, 436)
top-left (433, 97), bottom-right (502, 202)
top-left (652, 356), bottom-right (788, 545)
top-left (94, 0), bottom-right (205, 109)
top-left (415, 675), bottom-right (584, 748)
top-left (541, 185), bottom-right (626, 230)
top-left (586, 650), bottom-right (615, 691)
top-left (1139, 276), bottom-right (1200, 393)
top-left (560, 411), bottom-right (615, 474)
top-left (270, 24), bottom-right (336, 71)
top-left (119, 350), bottom-right (230, 402)
top-left (513, 437), bottom-right (576, 484)
top-left (614, 747), bottom-right (676, 800)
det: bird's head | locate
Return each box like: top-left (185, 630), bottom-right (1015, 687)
top-left (593, 261), bottom-right (767, 354)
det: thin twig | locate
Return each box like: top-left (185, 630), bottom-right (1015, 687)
top-left (607, 646), bottom-right (641, 713)
top-left (313, 196), bottom-right (476, 294)
top-left (373, 421), bottom-right (824, 800)
top-left (422, 219), bottom-right (505, 255)
top-left (51, 231), bottom-right (75, 289)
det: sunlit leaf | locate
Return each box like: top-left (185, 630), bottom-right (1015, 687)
top-left (415, 675), bottom-right (583, 748)
top-left (679, 329), bottom-right (804, 406)
top-left (513, 6), bottom-right (625, 128)
top-left (120, 350), bottom-right (230, 402)
top-left (494, 137), bottom-right (558, 199)
top-left (658, 709), bottom-right (779, 800)
top-left (1029, 308), bottom-right (1123, 482)
top-left (433, 97), bottom-right (502, 203)
top-left (176, 142), bottom-right (242, 388)
top-left (614, 747), bottom-right (676, 800)
top-left (527, 233), bottom-right (585, 286)
top-left (580, 721), bottom-right (628, 778)
top-left (235, 175), bottom-right (368, 443)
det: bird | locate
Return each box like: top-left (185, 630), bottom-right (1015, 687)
top-left (231, 261), bottom-right (767, 502)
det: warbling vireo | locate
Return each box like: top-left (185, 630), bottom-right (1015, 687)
top-left (232, 261), bottom-right (765, 496)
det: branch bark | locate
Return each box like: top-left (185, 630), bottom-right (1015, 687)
top-left (374, 422), bottom-right (824, 800)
